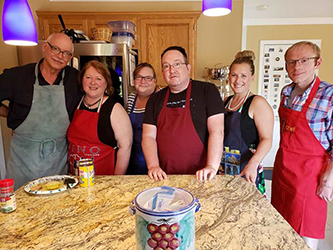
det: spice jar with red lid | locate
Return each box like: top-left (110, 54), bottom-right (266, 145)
top-left (0, 178), bottom-right (16, 213)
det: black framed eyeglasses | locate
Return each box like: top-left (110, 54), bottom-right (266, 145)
top-left (286, 57), bottom-right (318, 66)
top-left (47, 41), bottom-right (73, 59)
top-left (134, 76), bottom-right (155, 82)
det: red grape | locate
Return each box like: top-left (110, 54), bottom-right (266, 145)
top-left (169, 222), bottom-right (181, 234)
top-left (169, 238), bottom-right (180, 249)
top-left (154, 247), bottom-right (165, 250)
top-left (147, 238), bottom-right (158, 248)
top-left (163, 232), bottom-right (174, 242)
top-left (151, 232), bottom-right (163, 241)
top-left (158, 224), bottom-right (170, 234)
top-left (158, 239), bottom-right (169, 248)
top-left (147, 223), bottom-right (158, 234)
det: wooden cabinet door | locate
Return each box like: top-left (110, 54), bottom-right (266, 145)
top-left (140, 16), bottom-right (198, 87)
top-left (38, 14), bottom-right (89, 40)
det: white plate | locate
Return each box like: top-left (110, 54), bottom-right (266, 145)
top-left (24, 175), bottom-right (78, 195)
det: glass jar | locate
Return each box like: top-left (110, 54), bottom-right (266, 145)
top-left (0, 178), bottom-right (16, 213)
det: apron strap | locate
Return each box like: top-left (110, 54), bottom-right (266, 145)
top-left (238, 89), bottom-right (251, 113)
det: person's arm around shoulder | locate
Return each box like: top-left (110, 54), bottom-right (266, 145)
top-left (240, 95), bottom-right (274, 183)
top-left (111, 103), bottom-right (133, 174)
top-left (196, 113), bottom-right (224, 181)
top-left (142, 123), bottom-right (167, 181)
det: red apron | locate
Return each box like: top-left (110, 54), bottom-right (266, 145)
top-left (67, 97), bottom-right (116, 175)
top-left (272, 77), bottom-right (329, 239)
top-left (156, 81), bottom-right (207, 174)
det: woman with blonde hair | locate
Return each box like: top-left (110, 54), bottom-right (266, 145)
top-left (222, 50), bottom-right (274, 194)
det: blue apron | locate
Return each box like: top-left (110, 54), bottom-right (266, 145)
top-left (6, 63), bottom-right (69, 189)
top-left (127, 95), bottom-right (148, 174)
top-left (222, 94), bottom-right (265, 194)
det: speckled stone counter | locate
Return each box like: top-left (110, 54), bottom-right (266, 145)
top-left (0, 175), bottom-right (308, 250)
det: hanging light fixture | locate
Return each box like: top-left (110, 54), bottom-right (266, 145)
top-left (202, 0), bottom-right (232, 17)
top-left (2, 0), bottom-right (38, 46)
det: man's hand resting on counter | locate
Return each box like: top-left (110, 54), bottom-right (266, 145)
top-left (196, 165), bottom-right (217, 181)
top-left (148, 166), bottom-right (168, 181)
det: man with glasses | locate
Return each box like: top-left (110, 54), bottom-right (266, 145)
top-left (142, 46), bottom-right (225, 181)
top-left (272, 41), bottom-right (333, 249)
top-left (0, 33), bottom-right (82, 189)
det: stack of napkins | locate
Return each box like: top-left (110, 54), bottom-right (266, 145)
top-left (143, 186), bottom-right (189, 212)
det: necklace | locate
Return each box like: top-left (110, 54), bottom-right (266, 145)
top-left (227, 90), bottom-right (250, 111)
top-left (83, 98), bottom-right (101, 109)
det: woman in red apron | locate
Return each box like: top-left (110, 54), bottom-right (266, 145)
top-left (67, 60), bottom-right (132, 175)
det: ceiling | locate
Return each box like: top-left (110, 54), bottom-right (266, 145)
top-left (49, 0), bottom-right (333, 23)
top-left (244, 0), bottom-right (333, 22)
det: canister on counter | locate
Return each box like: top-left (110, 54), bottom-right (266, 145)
top-left (78, 158), bottom-right (95, 187)
top-left (0, 178), bottom-right (16, 213)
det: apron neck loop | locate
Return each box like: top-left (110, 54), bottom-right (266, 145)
top-left (238, 89), bottom-right (251, 113)
top-left (96, 96), bottom-right (104, 113)
top-left (35, 62), bottom-right (66, 85)
top-left (78, 95), bottom-right (104, 113)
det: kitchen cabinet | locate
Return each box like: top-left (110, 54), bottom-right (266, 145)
top-left (36, 11), bottom-right (200, 86)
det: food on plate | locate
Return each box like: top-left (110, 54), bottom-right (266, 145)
top-left (30, 180), bottom-right (64, 192)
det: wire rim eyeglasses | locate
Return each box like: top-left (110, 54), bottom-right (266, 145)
top-left (286, 57), bottom-right (319, 66)
top-left (162, 62), bottom-right (187, 71)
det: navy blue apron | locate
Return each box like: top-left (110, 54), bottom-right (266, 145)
top-left (127, 95), bottom-right (148, 174)
top-left (222, 95), bottom-right (265, 194)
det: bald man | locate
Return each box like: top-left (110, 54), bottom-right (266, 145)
top-left (0, 33), bottom-right (82, 189)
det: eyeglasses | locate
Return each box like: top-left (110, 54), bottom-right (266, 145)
top-left (286, 57), bottom-right (318, 66)
top-left (47, 42), bottom-right (73, 59)
top-left (134, 76), bottom-right (154, 83)
top-left (162, 62), bottom-right (187, 71)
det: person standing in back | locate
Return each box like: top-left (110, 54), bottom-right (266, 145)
top-left (126, 63), bottom-right (158, 175)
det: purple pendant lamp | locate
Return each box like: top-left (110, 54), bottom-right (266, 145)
top-left (2, 0), bottom-right (38, 46)
top-left (202, 0), bottom-right (232, 17)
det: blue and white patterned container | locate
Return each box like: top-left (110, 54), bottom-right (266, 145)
top-left (130, 186), bottom-right (200, 250)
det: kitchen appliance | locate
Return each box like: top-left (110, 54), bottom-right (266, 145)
top-left (206, 64), bottom-right (232, 100)
top-left (58, 14), bottom-right (88, 43)
top-left (130, 186), bottom-right (200, 250)
top-left (73, 43), bottom-right (137, 107)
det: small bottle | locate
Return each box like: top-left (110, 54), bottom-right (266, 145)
top-left (0, 178), bottom-right (16, 213)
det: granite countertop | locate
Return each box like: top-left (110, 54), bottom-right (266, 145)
top-left (0, 175), bottom-right (309, 249)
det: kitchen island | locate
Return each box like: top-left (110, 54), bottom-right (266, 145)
top-left (0, 175), bottom-right (308, 249)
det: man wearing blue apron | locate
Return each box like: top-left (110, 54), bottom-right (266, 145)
top-left (0, 33), bottom-right (82, 189)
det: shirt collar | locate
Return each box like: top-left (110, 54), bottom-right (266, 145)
top-left (283, 75), bottom-right (317, 99)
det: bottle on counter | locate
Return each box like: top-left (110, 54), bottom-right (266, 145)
top-left (0, 178), bottom-right (16, 213)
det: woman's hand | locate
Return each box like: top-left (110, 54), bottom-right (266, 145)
top-left (148, 166), bottom-right (167, 181)
top-left (196, 165), bottom-right (217, 181)
top-left (239, 162), bottom-right (258, 184)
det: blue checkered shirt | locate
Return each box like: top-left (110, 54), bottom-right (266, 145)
top-left (281, 77), bottom-right (333, 160)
